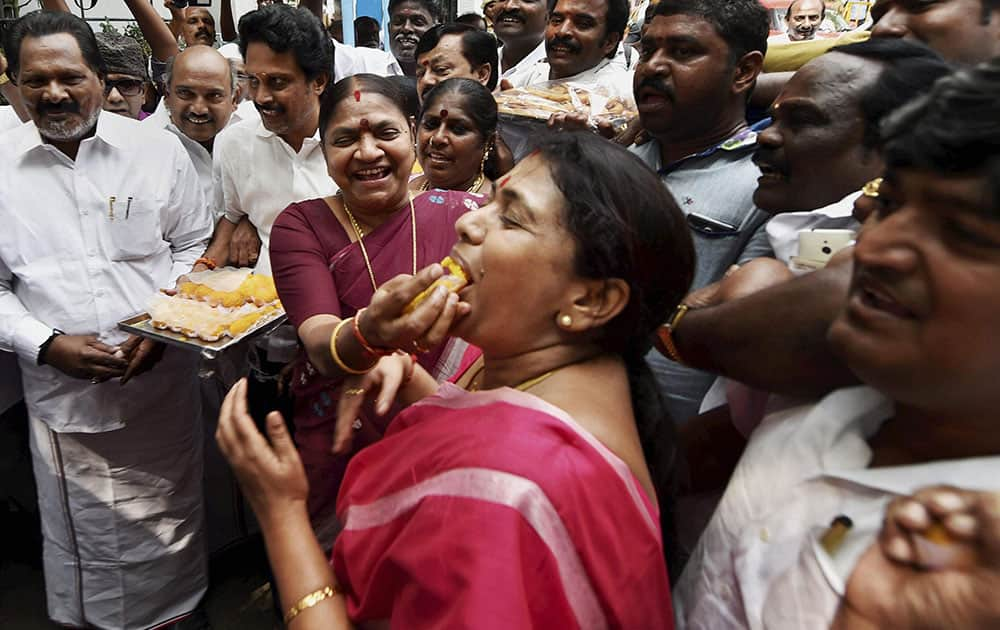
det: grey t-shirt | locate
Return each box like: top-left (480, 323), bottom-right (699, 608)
top-left (630, 131), bottom-right (773, 424)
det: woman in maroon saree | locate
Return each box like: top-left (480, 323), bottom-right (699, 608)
top-left (269, 74), bottom-right (484, 537)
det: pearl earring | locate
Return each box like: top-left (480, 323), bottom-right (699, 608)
top-left (558, 314), bottom-right (573, 328)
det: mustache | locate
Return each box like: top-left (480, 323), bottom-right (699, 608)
top-left (547, 35), bottom-right (581, 54)
top-left (636, 76), bottom-right (674, 101)
top-left (38, 101), bottom-right (80, 116)
top-left (253, 102), bottom-right (285, 115)
top-left (495, 9), bottom-right (524, 23)
top-left (183, 112), bottom-right (214, 124)
top-left (752, 146), bottom-right (785, 172)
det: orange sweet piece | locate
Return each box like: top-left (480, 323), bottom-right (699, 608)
top-left (404, 257), bottom-right (468, 314)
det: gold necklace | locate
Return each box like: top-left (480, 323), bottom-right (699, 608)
top-left (467, 364), bottom-right (556, 392)
top-left (419, 170), bottom-right (485, 194)
top-left (341, 194), bottom-right (417, 292)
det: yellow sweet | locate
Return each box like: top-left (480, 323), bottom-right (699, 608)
top-left (404, 256), bottom-right (468, 314)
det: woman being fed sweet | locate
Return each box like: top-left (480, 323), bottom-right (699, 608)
top-left (219, 131), bottom-right (693, 628)
top-left (267, 73), bottom-right (485, 538)
top-left (409, 78), bottom-right (498, 195)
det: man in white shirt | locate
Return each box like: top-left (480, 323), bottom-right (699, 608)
top-left (145, 45), bottom-right (239, 218)
top-left (387, 0), bottom-right (442, 76)
top-left (0, 11), bottom-right (213, 629)
top-left (675, 60), bottom-right (1000, 630)
top-left (333, 36), bottom-right (404, 81)
top-left (203, 4), bottom-right (337, 275)
top-left (492, 0), bottom-right (550, 79)
top-left (769, 0), bottom-right (825, 43)
top-left (507, 0), bottom-right (633, 100)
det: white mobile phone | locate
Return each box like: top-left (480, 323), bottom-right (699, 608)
top-left (795, 229), bottom-right (856, 267)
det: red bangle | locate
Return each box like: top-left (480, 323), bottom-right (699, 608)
top-left (194, 256), bottom-right (217, 270)
top-left (353, 308), bottom-right (392, 357)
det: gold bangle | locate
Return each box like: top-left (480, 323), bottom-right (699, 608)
top-left (330, 318), bottom-right (372, 375)
top-left (283, 585), bottom-right (342, 625)
top-left (656, 304), bottom-right (690, 365)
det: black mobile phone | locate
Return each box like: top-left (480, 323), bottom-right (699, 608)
top-left (172, 0), bottom-right (189, 8)
top-left (687, 212), bottom-right (739, 236)
top-left (246, 352), bottom-right (295, 440)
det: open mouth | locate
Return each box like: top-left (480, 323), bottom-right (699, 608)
top-left (449, 250), bottom-right (475, 289)
top-left (496, 15), bottom-right (523, 26)
top-left (185, 116), bottom-right (213, 125)
top-left (426, 151), bottom-right (452, 165)
top-left (637, 87), bottom-right (671, 106)
top-left (548, 44), bottom-right (576, 56)
top-left (354, 166), bottom-right (392, 182)
top-left (857, 284), bottom-right (915, 319)
top-left (755, 162), bottom-right (787, 183)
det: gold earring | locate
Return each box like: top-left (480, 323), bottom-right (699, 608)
top-left (558, 314), bottom-right (573, 328)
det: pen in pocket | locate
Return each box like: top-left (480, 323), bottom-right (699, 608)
top-left (108, 195), bottom-right (116, 221)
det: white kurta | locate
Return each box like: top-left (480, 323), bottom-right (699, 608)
top-left (674, 386), bottom-right (1000, 630)
top-left (212, 117), bottom-right (338, 275)
top-left (0, 113), bottom-right (213, 629)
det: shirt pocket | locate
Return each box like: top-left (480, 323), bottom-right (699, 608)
top-left (103, 198), bottom-right (163, 261)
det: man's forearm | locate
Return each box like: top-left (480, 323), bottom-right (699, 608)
top-left (674, 262), bottom-right (859, 397)
top-left (125, 0), bottom-right (180, 63)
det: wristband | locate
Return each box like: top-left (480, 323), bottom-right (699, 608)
top-left (193, 256), bottom-right (217, 270)
top-left (37, 329), bottom-right (65, 366)
top-left (656, 304), bottom-right (689, 365)
top-left (352, 308), bottom-right (393, 357)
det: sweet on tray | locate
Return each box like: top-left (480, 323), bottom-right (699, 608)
top-left (148, 268), bottom-right (283, 342)
top-left (494, 82), bottom-right (636, 127)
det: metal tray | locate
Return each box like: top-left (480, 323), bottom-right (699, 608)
top-left (118, 309), bottom-right (287, 359)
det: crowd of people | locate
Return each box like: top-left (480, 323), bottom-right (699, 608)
top-left (0, 0), bottom-right (998, 628)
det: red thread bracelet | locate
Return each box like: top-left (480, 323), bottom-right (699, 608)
top-left (353, 308), bottom-right (393, 357)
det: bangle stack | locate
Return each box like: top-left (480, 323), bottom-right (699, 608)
top-left (329, 318), bottom-right (372, 375)
top-left (283, 584), bottom-right (343, 625)
top-left (352, 308), bottom-right (393, 357)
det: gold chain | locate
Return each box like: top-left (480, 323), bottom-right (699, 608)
top-left (341, 194), bottom-right (417, 293)
top-left (419, 169), bottom-right (485, 194)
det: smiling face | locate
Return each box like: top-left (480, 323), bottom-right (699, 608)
top-left (17, 33), bottom-right (104, 144)
top-left (545, 0), bottom-right (618, 79)
top-left (828, 168), bottom-right (1000, 415)
top-left (245, 41), bottom-right (326, 140)
top-left (871, 0), bottom-right (1000, 65)
top-left (752, 53), bottom-right (883, 213)
top-left (449, 154), bottom-right (582, 357)
top-left (182, 8), bottom-right (217, 47)
top-left (634, 13), bottom-right (735, 139)
top-left (417, 92), bottom-right (490, 190)
top-left (785, 0), bottom-right (824, 41)
top-left (493, 0), bottom-right (549, 48)
top-left (166, 47), bottom-right (236, 145)
top-left (322, 92), bottom-right (415, 213)
top-left (389, 1), bottom-right (437, 65)
top-left (416, 33), bottom-right (491, 100)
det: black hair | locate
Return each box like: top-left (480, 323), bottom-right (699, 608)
top-left (455, 13), bottom-right (488, 30)
top-left (652, 0), bottom-right (768, 65)
top-left (4, 10), bottom-right (107, 81)
top-left (419, 78), bottom-right (499, 178)
top-left (882, 59), bottom-right (1000, 215)
top-left (827, 38), bottom-right (953, 150)
top-left (319, 73), bottom-right (410, 141)
top-left (387, 74), bottom-right (421, 119)
top-left (604, 0), bottom-right (630, 54)
top-left (387, 0), bottom-right (443, 23)
top-left (785, 0), bottom-right (825, 21)
top-left (238, 4), bottom-right (333, 82)
top-left (535, 131), bottom-right (695, 578)
top-left (415, 23), bottom-right (499, 90)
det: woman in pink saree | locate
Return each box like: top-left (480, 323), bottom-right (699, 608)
top-left (218, 132), bottom-right (694, 628)
top-left (269, 74), bottom-right (483, 535)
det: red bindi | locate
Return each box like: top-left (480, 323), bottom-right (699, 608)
top-left (359, 118), bottom-right (370, 131)
top-left (439, 109), bottom-right (448, 119)
top-left (499, 176), bottom-right (511, 188)
top-left (354, 90), bottom-right (361, 102)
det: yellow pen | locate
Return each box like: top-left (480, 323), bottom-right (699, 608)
top-left (108, 195), bottom-right (116, 221)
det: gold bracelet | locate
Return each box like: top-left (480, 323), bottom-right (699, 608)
top-left (283, 585), bottom-right (342, 625)
top-left (656, 304), bottom-right (690, 365)
top-left (329, 318), bottom-right (372, 375)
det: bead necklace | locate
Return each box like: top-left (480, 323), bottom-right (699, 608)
top-left (341, 194), bottom-right (417, 292)
top-left (419, 170), bottom-right (485, 194)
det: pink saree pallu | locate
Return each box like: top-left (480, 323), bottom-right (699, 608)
top-left (332, 384), bottom-right (676, 629)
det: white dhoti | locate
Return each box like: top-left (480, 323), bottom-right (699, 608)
top-left (27, 356), bottom-right (207, 630)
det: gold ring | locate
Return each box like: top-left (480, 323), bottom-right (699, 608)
top-left (862, 177), bottom-right (883, 198)
top-left (344, 387), bottom-right (366, 396)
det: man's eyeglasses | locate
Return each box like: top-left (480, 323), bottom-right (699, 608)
top-left (104, 78), bottom-right (145, 97)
